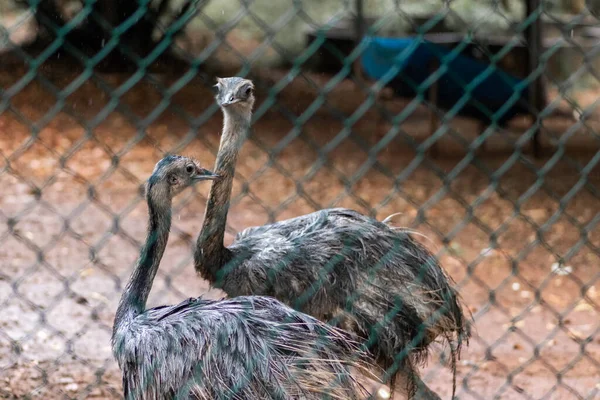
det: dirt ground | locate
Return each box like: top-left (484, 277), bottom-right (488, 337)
top-left (0, 64), bottom-right (599, 400)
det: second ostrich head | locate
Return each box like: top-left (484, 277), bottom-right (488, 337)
top-left (147, 155), bottom-right (219, 205)
top-left (114, 155), bottom-right (218, 327)
top-left (214, 77), bottom-right (255, 115)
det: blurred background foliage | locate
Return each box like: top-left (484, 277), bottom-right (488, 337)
top-left (0, 0), bottom-right (594, 68)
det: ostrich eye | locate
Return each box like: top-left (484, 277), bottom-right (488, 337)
top-left (168, 175), bottom-right (178, 185)
top-left (229, 95), bottom-right (235, 102)
top-left (186, 165), bottom-right (194, 174)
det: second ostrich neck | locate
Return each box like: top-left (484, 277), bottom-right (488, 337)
top-left (196, 109), bottom-right (250, 280)
top-left (115, 192), bottom-right (172, 327)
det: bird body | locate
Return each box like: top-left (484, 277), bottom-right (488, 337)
top-left (195, 77), bottom-right (470, 399)
top-left (207, 207), bottom-right (459, 349)
top-left (112, 155), bottom-right (375, 400)
top-left (114, 295), bottom-right (373, 400)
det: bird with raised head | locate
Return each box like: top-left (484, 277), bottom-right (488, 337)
top-left (112, 154), bottom-right (377, 400)
top-left (195, 77), bottom-right (470, 399)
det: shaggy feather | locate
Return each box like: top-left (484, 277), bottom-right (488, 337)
top-left (113, 296), bottom-right (375, 400)
top-left (225, 209), bottom-right (467, 360)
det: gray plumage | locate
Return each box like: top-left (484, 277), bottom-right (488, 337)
top-left (112, 155), bottom-right (375, 400)
top-left (195, 77), bottom-right (471, 399)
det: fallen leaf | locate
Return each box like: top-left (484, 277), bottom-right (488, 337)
top-left (574, 300), bottom-right (593, 312)
top-left (568, 330), bottom-right (586, 340)
top-left (450, 242), bottom-right (463, 255)
top-left (90, 292), bottom-right (110, 304)
top-left (515, 320), bottom-right (525, 328)
top-left (65, 383), bottom-right (79, 391)
top-left (551, 262), bottom-right (572, 276)
top-left (80, 268), bottom-right (95, 277)
top-left (480, 247), bottom-right (495, 257)
top-left (504, 320), bottom-right (525, 330)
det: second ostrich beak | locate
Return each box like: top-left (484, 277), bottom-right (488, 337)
top-left (194, 168), bottom-right (220, 181)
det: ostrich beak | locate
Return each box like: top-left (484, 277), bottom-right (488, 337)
top-left (221, 98), bottom-right (240, 107)
top-left (194, 168), bottom-right (219, 181)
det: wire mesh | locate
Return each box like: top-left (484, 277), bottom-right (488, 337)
top-left (0, 0), bottom-right (599, 399)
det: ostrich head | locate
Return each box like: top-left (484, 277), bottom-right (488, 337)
top-left (214, 77), bottom-right (255, 114)
top-left (147, 155), bottom-right (219, 205)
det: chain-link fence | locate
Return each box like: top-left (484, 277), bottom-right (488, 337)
top-left (1, 0), bottom-right (599, 399)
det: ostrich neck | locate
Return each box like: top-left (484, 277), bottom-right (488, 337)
top-left (114, 197), bottom-right (171, 327)
top-left (196, 110), bottom-right (250, 278)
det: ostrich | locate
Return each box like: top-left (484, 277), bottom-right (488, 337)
top-left (194, 77), bottom-right (470, 399)
top-left (112, 154), bottom-right (377, 400)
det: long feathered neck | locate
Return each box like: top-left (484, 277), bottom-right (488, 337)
top-left (114, 188), bottom-right (172, 328)
top-left (195, 108), bottom-right (250, 281)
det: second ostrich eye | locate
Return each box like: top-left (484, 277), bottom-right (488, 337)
top-left (185, 165), bottom-right (194, 174)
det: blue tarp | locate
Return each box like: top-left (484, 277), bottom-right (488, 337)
top-left (360, 36), bottom-right (529, 124)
